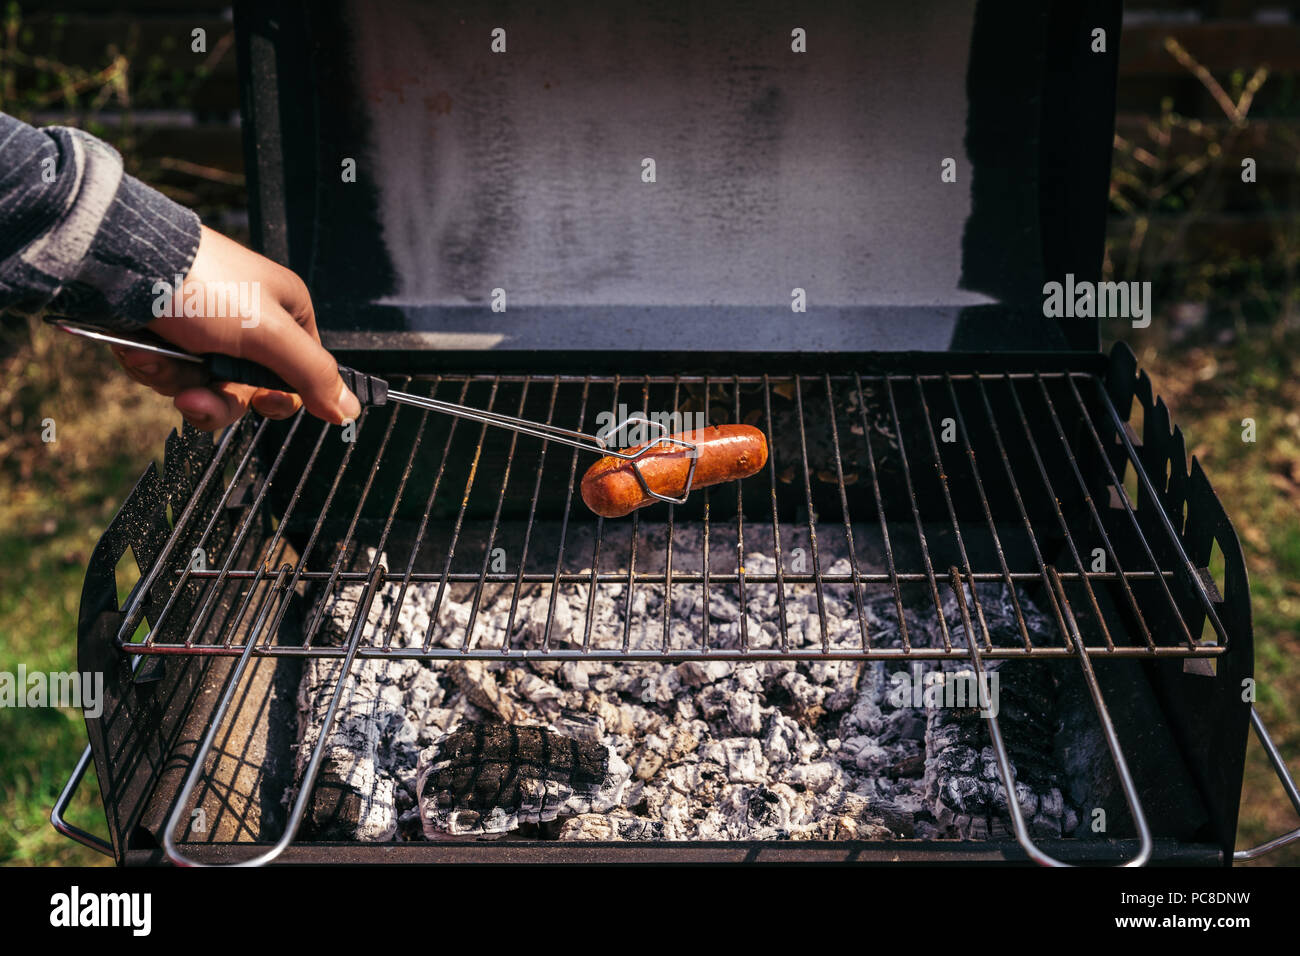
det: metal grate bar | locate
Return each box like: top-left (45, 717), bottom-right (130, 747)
top-left (384, 376), bottom-right (457, 649)
top-left (942, 373), bottom-right (1033, 650)
top-left (131, 643), bottom-right (1219, 661)
top-left (218, 418), bottom-right (345, 663)
top-left (763, 374), bottom-right (792, 651)
top-left (154, 416), bottom-right (273, 648)
top-left (968, 374), bottom-right (1079, 650)
top-left (328, 376), bottom-right (415, 655)
top-left (174, 569), bottom-right (1177, 584)
top-left (662, 377), bottom-right (682, 653)
top-left (195, 408), bottom-right (351, 656)
top-left (1000, 374), bottom-right (1124, 653)
top-left (1031, 372), bottom-right (1169, 650)
top-left (377, 390), bottom-right (434, 651)
top-left (429, 378), bottom-right (501, 652)
top-left (701, 381), bottom-right (713, 651)
top-left (582, 377), bottom-right (619, 653)
top-left (300, 402), bottom-right (390, 648)
top-left (620, 379), bottom-right (651, 654)
top-left (822, 374), bottom-right (870, 650)
top-left (120, 368), bottom-right (1232, 663)
top-left (792, 376), bottom-right (830, 652)
top-left (733, 376), bottom-right (751, 653)
top-left (359, 371), bottom-right (1102, 386)
top-left (545, 378), bottom-right (592, 652)
top-left (502, 377), bottom-right (561, 649)
top-left (620, 380), bottom-right (644, 653)
top-left (370, 377), bottom-right (427, 585)
top-left (883, 376), bottom-right (953, 651)
top-left (913, 375), bottom-right (994, 650)
top-left (135, 415), bottom-right (284, 649)
top-left (1080, 375), bottom-right (1230, 646)
top-left (855, 374), bottom-right (910, 652)
top-left (463, 380), bottom-right (531, 651)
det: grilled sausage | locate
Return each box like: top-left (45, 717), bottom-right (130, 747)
top-left (580, 424), bottom-right (769, 518)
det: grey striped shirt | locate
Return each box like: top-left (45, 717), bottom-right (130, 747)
top-left (0, 111), bottom-right (201, 329)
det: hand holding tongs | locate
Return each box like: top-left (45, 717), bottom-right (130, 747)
top-left (55, 320), bottom-right (701, 506)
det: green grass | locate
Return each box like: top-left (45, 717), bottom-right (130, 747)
top-left (1114, 320), bottom-right (1300, 866)
top-left (0, 318), bottom-right (175, 866)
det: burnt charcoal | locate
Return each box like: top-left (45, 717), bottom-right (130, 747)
top-left (862, 798), bottom-right (917, 837)
top-left (1052, 649), bottom-right (1210, 840)
top-left (889, 752), bottom-right (926, 778)
top-left (425, 723), bottom-right (608, 811)
top-left (922, 658), bottom-right (1076, 839)
top-left (881, 711), bottom-right (928, 743)
top-left (910, 581), bottom-right (1080, 840)
top-left (417, 723), bottom-right (631, 836)
top-left (302, 771), bottom-right (367, 840)
top-left (295, 650), bottom-right (404, 842)
top-left (746, 787), bottom-right (786, 827)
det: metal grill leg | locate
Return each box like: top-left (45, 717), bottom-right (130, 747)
top-left (1234, 708), bottom-right (1300, 861)
top-left (951, 567), bottom-right (1153, 867)
top-left (162, 564), bottom-right (383, 867)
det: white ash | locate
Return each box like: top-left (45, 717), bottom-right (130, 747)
top-left (294, 525), bottom-right (1080, 842)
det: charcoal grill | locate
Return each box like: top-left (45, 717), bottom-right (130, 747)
top-left (53, 0), bottom-right (1299, 865)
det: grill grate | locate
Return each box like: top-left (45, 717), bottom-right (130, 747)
top-left (117, 368), bottom-right (1227, 663)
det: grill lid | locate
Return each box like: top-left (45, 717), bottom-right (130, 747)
top-left (235, 0), bottom-right (1119, 354)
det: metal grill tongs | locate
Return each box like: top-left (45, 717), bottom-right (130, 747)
top-left (56, 320), bottom-right (702, 506)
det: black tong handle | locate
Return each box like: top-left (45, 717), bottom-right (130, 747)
top-left (203, 354), bottom-right (389, 407)
top-left (49, 321), bottom-right (391, 408)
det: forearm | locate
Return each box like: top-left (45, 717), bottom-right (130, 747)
top-left (0, 112), bottom-right (359, 429)
top-left (0, 111), bottom-right (201, 328)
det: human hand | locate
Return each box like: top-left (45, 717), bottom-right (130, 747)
top-left (110, 225), bottom-right (362, 431)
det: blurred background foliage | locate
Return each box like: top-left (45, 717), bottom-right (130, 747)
top-left (0, 1), bottom-right (1297, 865)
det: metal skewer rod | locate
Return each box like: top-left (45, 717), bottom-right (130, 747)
top-left (53, 319), bottom-right (698, 462)
top-left (56, 320), bottom-right (204, 363)
top-left (385, 388), bottom-right (662, 459)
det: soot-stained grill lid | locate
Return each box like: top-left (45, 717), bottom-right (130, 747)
top-left (235, 0), bottom-right (1119, 353)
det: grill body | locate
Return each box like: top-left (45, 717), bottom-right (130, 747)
top-left (73, 348), bottom-right (1253, 864)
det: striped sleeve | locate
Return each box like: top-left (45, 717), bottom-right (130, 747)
top-left (0, 112), bottom-right (201, 329)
